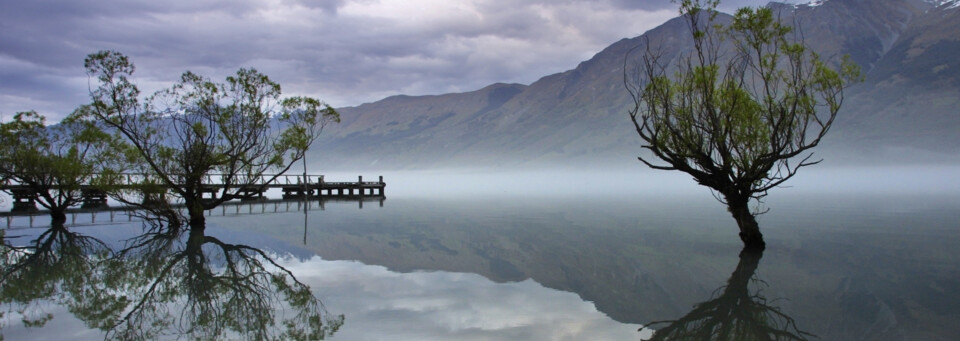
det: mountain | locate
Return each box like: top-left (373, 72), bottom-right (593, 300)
top-left (312, 0), bottom-right (960, 171)
top-left (832, 0), bottom-right (960, 155)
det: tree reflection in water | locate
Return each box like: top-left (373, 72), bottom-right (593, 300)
top-left (641, 249), bottom-right (812, 341)
top-left (1, 217), bottom-right (343, 340)
top-left (1, 223), bottom-right (111, 331)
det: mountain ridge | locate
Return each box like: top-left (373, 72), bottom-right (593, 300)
top-left (313, 0), bottom-right (960, 171)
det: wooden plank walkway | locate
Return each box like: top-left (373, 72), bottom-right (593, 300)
top-left (1, 174), bottom-right (385, 213)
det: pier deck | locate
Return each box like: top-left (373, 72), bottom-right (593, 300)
top-left (1, 174), bottom-right (385, 213)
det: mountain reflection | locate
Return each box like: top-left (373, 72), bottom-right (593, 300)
top-left (641, 248), bottom-right (811, 341)
top-left (1, 217), bottom-right (343, 340)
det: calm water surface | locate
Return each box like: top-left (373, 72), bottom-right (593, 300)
top-left (2, 190), bottom-right (959, 340)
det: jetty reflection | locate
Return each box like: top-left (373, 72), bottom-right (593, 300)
top-left (641, 249), bottom-right (811, 340)
top-left (1, 207), bottom-right (344, 340)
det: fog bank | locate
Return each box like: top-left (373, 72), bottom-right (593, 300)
top-left (324, 164), bottom-right (960, 199)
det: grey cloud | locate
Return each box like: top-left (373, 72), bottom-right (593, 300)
top-left (282, 0), bottom-right (349, 14)
top-left (0, 0), bottom-right (769, 121)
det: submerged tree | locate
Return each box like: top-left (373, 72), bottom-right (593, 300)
top-left (625, 0), bottom-right (861, 249)
top-left (0, 111), bottom-right (123, 224)
top-left (80, 51), bottom-right (339, 230)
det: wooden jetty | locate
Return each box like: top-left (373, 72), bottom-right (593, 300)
top-left (1, 174), bottom-right (385, 213)
top-left (279, 175), bottom-right (386, 200)
top-left (1, 195), bottom-right (385, 229)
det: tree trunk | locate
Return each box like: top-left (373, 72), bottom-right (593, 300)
top-left (186, 199), bottom-right (206, 231)
top-left (731, 247), bottom-right (763, 288)
top-left (50, 209), bottom-right (67, 226)
top-left (726, 197), bottom-right (766, 250)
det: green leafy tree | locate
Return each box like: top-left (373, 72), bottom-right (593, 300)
top-left (79, 51), bottom-right (339, 230)
top-left (0, 111), bottom-right (123, 223)
top-left (625, 0), bottom-right (861, 249)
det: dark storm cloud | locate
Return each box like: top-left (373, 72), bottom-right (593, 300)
top-left (0, 0), bottom-right (769, 121)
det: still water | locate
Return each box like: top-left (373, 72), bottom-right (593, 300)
top-left (2, 187), bottom-right (959, 340)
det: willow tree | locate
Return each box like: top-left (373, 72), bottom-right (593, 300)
top-left (80, 51), bottom-right (339, 230)
top-left (0, 111), bottom-right (123, 224)
top-left (625, 0), bottom-right (860, 249)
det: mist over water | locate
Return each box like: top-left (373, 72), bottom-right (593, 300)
top-left (332, 168), bottom-right (705, 199)
top-left (3, 162), bottom-right (959, 340)
top-left (3, 162), bottom-right (955, 210)
top-left (320, 163), bottom-right (960, 200)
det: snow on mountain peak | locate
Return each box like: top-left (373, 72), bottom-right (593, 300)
top-left (793, 0), bottom-right (826, 8)
top-left (927, 0), bottom-right (960, 9)
top-left (792, 0), bottom-right (959, 10)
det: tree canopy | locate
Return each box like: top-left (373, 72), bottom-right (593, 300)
top-left (0, 111), bottom-right (123, 223)
top-left (625, 0), bottom-right (861, 249)
top-left (79, 50), bottom-right (339, 229)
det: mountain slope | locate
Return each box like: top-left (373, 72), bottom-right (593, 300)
top-left (316, 82), bottom-right (526, 168)
top-left (312, 0), bottom-right (960, 170)
top-left (833, 1), bottom-right (960, 154)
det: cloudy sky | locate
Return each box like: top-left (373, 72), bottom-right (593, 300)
top-left (1, 0), bottom-right (768, 122)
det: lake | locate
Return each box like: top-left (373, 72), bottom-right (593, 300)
top-left (2, 169), bottom-right (959, 340)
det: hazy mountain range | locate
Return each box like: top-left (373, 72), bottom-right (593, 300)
top-left (312, 0), bottom-right (960, 171)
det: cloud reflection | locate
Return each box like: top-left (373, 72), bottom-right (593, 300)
top-left (282, 256), bottom-right (644, 340)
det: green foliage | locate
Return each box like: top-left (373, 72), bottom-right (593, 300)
top-left (79, 51), bottom-right (339, 228)
top-left (626, 0), bottom-right (861, 247)
top-left (0, 110), bottom-right (125, 218)
top-left (628, 0), bottom-right (860, 201)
